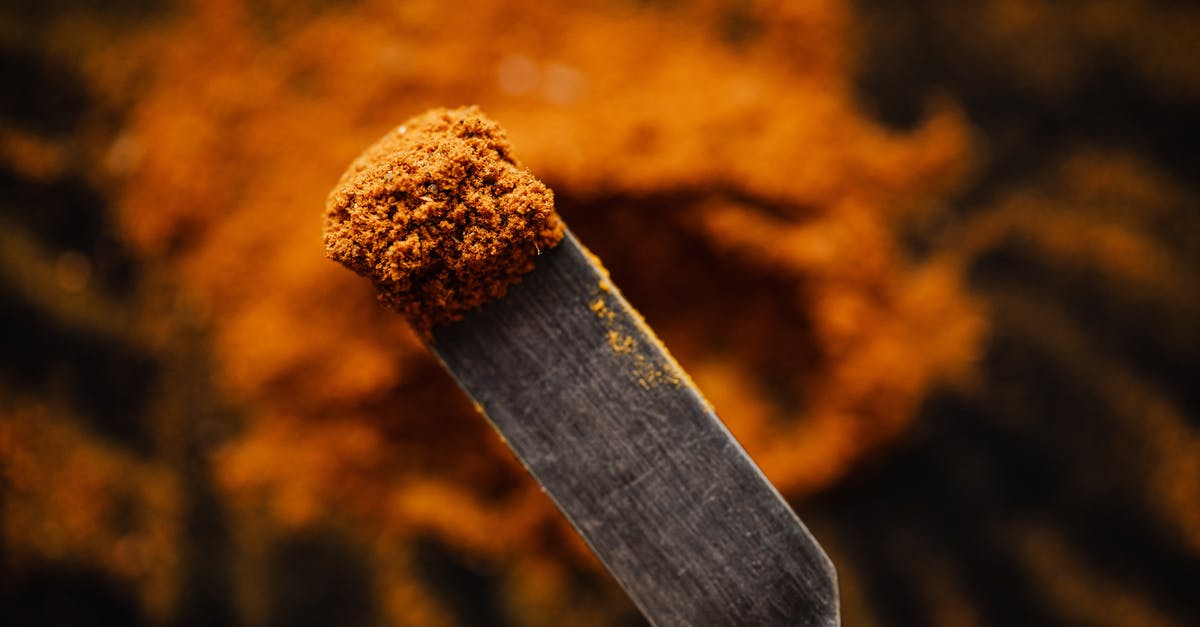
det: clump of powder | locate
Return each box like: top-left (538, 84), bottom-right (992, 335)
top-left (324, 106), bottom-right (563, 333)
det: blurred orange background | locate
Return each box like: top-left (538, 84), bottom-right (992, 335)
top-left (1, 1), bottom-right (1197, 625)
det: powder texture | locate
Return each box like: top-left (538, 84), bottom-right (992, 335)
top-left (324, 106), bottom-right (563, 332)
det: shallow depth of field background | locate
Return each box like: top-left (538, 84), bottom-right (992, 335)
top-left (1, 1), bottom-right (1197, 625)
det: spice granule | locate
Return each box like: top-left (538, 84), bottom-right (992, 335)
top-left (324, 106), bottom-right (563, 333)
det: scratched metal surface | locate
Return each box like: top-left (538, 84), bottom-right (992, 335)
top-left (432, 231), bottom-right (840, 626)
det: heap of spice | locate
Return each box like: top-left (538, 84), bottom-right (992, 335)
top-left (324, 107), bottom-right (563, 332)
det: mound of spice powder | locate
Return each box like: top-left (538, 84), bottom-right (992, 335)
top-left (324, 106), bottom-right (563, 332)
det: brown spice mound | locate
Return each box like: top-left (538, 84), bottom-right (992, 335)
top-left (324, 106), bottom-right (563, 333)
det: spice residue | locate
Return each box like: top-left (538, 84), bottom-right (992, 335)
top-left (591, 292), bottom-right (681, 390)
top-left (324, 106), bottom-right (563, 333)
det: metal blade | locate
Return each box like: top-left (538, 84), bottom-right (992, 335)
top-left (432, 230), bottom-right (839, 626)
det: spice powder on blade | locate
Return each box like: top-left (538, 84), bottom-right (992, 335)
top-left (324, 106), bottom-right (564, 333)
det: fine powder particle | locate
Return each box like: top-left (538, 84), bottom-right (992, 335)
top-left (324, 106), bottom-right (564, 333)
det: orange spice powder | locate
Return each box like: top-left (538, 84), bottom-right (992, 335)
top-left (325, 106), bottom-right (563, 332)
top-left (3, 0), bottom-right (1199, 625)
top-left (33, 0), bottom-right (986, 623)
